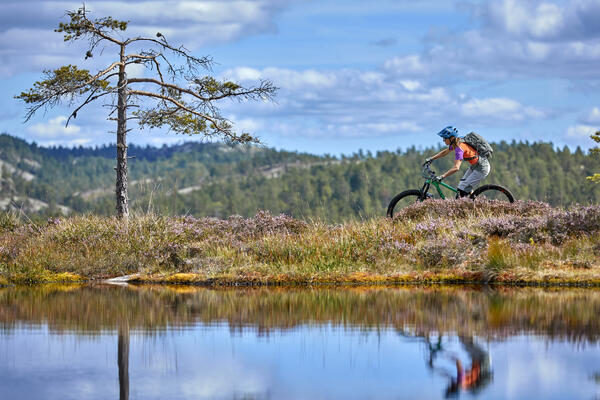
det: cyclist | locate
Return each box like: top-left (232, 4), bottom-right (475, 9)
top-left (423, 126), bottom-right (490, 198)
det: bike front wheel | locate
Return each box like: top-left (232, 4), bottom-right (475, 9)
top-left (470, 184), bottom-right (515, 202)
top-left (386, 189), bottom-right (424, 218)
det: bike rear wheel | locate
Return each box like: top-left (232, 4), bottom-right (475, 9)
top-left (386, 189), bottom-right (424, 218)
top-left (470, 184), bottom-right (515, 202)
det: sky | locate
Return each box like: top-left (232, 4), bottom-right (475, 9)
top-left (1, 0), bottom-right (600, 155)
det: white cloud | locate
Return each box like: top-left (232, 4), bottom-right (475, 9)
top-left (234, 117), bottom-right (264, 132)
top-left (126, 63), bottom-right (146, 79)
top-left (566, 124), bottom-right (597, 138)
top-left (461, 98), bottom-right (545, 121)
top-left (0, 27), bottom-right (78, 77)
top-left (23, 113), bottom-right (97, 147)
top-left (228, 67), bottom-right (263, 82)
top-left (580, 107), bottom-right (600, 124)
top-left (218, 64), bottom-right (548, 141)
top-left (400, 80), bottom-right (422, 91)
top-left (0, 1), bottom-right (297, 77)
top-left (27, 116), bottom-right (81, 139)
top-left (334, 121), bottom-right (422, 137)
top-left (484, 1), bottom-right (566, 40)
top-left (171, 355), bottom-right (268, 400)
top-left (383, 0), bottom-right (600, 83)
top-left (383, 55), bottom-right (430, 78)
top-left (474, 0), bottom-right (600, 41)
top-left (225, 67), bottom-right (340, 90)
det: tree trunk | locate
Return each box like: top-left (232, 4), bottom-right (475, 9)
top-left (116, 46), bottom-right (129, 219)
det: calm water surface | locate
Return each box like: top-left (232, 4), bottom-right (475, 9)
top-left (1, 284), bottom-right (599, 399)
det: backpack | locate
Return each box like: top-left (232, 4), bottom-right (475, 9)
top-left (462, 132), bottom-right (493, 159)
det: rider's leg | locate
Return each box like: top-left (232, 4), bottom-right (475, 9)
top-left (457, 157), bottom-right (490, 196)
top-left (457, 166), bottom-right (475, 198)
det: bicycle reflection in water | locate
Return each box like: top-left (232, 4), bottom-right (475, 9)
top-left (413, 332), bottom-right (493, 398)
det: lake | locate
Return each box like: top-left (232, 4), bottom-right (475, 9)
top-left (1, 284), bottom-right (599, 399)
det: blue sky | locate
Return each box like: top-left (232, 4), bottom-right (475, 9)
top-left (1, 0), bottom-right (600, 155)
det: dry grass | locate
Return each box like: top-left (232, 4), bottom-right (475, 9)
top-left (1, 201), bottom-right (599, 285)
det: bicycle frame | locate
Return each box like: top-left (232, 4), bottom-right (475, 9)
top-left (422, 179), bottom-right (458, 199)
top-left (420, 164), bottom-right (458, 199)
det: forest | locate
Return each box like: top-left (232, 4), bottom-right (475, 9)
top-left (0, 133), bottom-right (599, 222)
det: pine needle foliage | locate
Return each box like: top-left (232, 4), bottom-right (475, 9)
top-left (588, 131), bottom-right (600, 183)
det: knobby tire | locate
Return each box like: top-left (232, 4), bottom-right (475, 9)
top-left (470, 184), bottom-right (515, 203)
top-left (386, 189), bottom-right (423, 219)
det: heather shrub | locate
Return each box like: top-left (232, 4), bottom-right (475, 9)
top-left (457, 231), bottom-right (487, 248)
top-left (394, 199), bottom-right (551, 222)
top-left (173, 211), bottom-right (307, 246)
top-left (413, 219), bottom-right (454, 239)
top-left (378, 236), bottom-right (413, 256)
top-left (505, 218), bottom-right (550, 244)
top-left (0, 224), bottom-right (40, 263)
top-left (416, 238), bottom-right (468, 268)
top-left (479, 205), bottom-right (600, 245)
top-left (551, 206), bottom-right (600, 237)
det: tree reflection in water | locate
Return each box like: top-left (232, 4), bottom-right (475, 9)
top-left (118, 323), bottom-right (129, 400)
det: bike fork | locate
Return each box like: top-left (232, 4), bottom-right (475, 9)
top-left (420, 182), bottom-right (433, 200)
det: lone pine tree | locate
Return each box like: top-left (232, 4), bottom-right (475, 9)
top-left (16, 5), bottom-right (276, 219)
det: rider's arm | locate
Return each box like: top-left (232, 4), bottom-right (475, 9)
top-left (430, 147), bottom-right (450, 161)
top-left (441, 159), bottom-right (462, 179)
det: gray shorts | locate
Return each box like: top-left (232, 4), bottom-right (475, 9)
top-left (457, 156), bottom-right (490, 193)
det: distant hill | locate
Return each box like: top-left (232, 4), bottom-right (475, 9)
top-left (0, 133), bottom-right (599, 221)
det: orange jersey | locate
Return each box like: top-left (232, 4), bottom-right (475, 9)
top-left (450, 142), bottom-right (479, 165)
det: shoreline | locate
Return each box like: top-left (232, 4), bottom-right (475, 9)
top-left (3, 271), bottom-right (600, 287)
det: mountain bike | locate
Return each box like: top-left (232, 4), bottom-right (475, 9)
top-left (386, 163), bottom-right (515, 218)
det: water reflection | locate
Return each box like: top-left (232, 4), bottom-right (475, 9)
top-left (444, 336), bottom-right (492, 397)
top-left (118, 324), bottom-right (129, 400)
top-left (0, 284), bottom-right (599, 399)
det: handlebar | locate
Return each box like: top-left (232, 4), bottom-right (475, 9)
top-left (422, 162), bottom-right (436, 179)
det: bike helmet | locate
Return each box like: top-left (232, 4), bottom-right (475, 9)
top-left (437, 126), bottom-right (458, 139)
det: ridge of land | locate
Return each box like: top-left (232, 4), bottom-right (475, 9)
top-left (1, 200), bottom-right (599, 286)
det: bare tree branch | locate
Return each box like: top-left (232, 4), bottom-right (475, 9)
top-left (124, 37), bottom-right (212, 70)
top-left (129, 89), bottom-right (232, 138)
top-left (127, 78), bottom-right (276, 103)
top-left (66, 89), bottom-right (113, 126)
